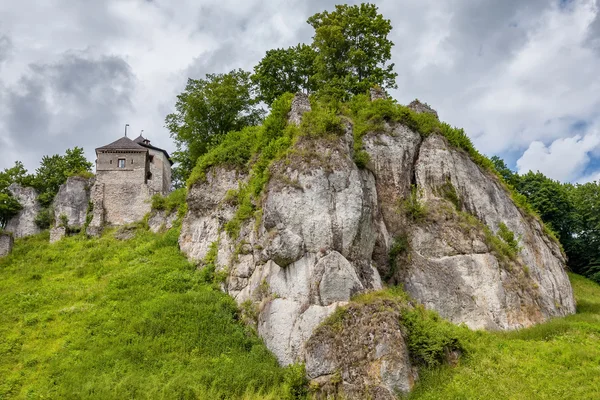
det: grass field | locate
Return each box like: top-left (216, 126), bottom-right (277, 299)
top-left (0, 228), bottom-right (299, 400)
top-left (1, 227), bottom-right (600, 399)
top-left (409, 273), bottom-right (600, 400)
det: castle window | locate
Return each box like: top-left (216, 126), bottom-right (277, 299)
top-left (147, 171), bottom-right (153, 180)
top-left (131, 159), bottom-right (134, 164)
top-left (110, 160), bottom-right (113, 164)
top-left (118, 158), bottom-right (126, 168)
top-left (149, 155), bottom-right (154, 163)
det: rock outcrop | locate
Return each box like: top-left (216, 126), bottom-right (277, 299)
top-left (305, 300), bottom-right (417, 399)
top-left (5, 184), bottom-right (42, 238)
top-left (0, 232), bottom-right (13, 257)
top-left (53, 176), bottom-right (93, 229)
top-left (179, 94), bottom-right (576, 397)
top-left (148, 210), bottom-right (178, 233)
top-left (50, 227), bottom-right (66, 244)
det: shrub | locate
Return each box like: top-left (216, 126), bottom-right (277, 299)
top-left (34, 207), bottom-right (53, 229)
top-left (401, 304), bottom-right (463, 367)
top-left (497, 222), bottom-right (522, 254)
top-left (402, 185), bottom-right (427, 221)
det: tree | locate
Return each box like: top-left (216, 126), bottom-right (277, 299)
top-left (165, 69), bottom-right (264, 182)
top-left (252, 44), bottom-right (317, 105)
top-left (0, 192), bottom-right (21, 229)
top-left (516, 171), bottom-right (575, 250)
top-left (34, 147), bottom-right (93, 207)
top-left (490, 156), bottom-right (520, 188)
top-left (0, 161), bottom-right (32, 229)
top-left (570, 182), bottom-right (600, 279)
top-left (307, 3), bottom-right (397, 99)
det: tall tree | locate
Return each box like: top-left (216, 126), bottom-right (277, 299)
top-left (307, 3), bottom-right (397, 99)
top-left (0, 161), bottom-right (31, 229)
top-left (165, 69), bottom-right (264, 183)
top-left (252, 44), bottom-right (317, 105)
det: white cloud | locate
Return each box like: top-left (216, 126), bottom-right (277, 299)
top-left (516, 131), bottom-right (600, 181)
top-left (0, 0), bottom-right (599, 184)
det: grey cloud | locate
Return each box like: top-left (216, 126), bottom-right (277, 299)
top-left (0, 35), bottom-right (12, 65)
top-left (2, 53), bottom-right (135, 167)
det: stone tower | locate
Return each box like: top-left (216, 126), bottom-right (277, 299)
top-left (88, 135), bottom-right (172, 232)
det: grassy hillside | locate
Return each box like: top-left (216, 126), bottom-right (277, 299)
top-left (2, 226), bottom-right (600, 399)
top-left (0, 228), bottom-right (302, 400)
top-left (408, 273), bottom-right (600, 400)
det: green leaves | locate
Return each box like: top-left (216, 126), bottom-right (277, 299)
top-left (308, 3), bottom-right (397, 99)
top-left (252, 44), bottom-right (317, 105)
top-left (166, 69), bottom-right (264, 183)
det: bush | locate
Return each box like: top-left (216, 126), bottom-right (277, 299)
top-left (401, 304), bottom-right (463, 367)
top-left (151, 187), bottom-right (187, 216)
top-left (34, 207), bottom-right (53, 229)
top-left (402, 185), bottom-right (427, 221)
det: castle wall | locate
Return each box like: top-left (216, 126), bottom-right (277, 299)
top-left (147, 149), bottom-right (172, 195)
top-left (93, 150), bottom-right (152, 227)
top-left (96, 151), bottom-right (148, 181)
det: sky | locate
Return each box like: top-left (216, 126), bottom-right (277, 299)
top-left (0, 0), bottom-right (599, 183)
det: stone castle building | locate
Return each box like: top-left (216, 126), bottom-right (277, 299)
top-left (87, 134), bottom-right (172, 234)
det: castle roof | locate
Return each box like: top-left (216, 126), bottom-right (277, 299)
top-left (133, 134), bottom-right (174, 165)
top-left (96, 136), bottom-right (147, 153)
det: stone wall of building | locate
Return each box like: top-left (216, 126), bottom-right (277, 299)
top-left (96, 151), bottom-right (148, 182)
top-left (147, 149), bottom-right (172, 195)
top-left (0, 233), bottom-right (13, 257)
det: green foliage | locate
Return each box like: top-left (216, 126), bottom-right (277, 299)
top-left (282, 364), bottom-right (309, 400)
top-left (299, 102), bottom-right (345, 138)
top-left (308, 3), bottom-right (397, 99)
top-left (34, 147), bottom-right (93, 207)
top-left (0, 192), bottom-right (22, 229)
top-left (409, 274), bottom-right (600, 400)
top-left (402, 185), bottom-right (427, 222)
top-left (497, 222), bottom-right (522, 254)
top-left (252, 44), bottom-right (317, 105)
top-left (151, 187), bottom-right (187, 217)
top-left (401, 305), bottom-right (463, 368)
top-left (166, 69), bottom-right (265, 183)
top-left (34, 207), bottom-right (53, 230)
top-left (0, 230), bottom-right (298, 399)
top-left (189, 93), bottom-right (295, 239)
top-left (439, 178), bottom-right (462, 211)
top-left (387, 234), bottom-right (409, 280)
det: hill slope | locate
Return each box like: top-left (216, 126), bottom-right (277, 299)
top-left (0, 228), bottom-right (302, 399)
top-left (1, 227), bottom-right (600, 399)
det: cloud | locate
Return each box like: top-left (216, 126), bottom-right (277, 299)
top-left (0, 52), bottom-right (135, 170)
top-left (0, 0), bottom-right (599, 184)
top-left (516, 132), bottom-right (600, 181)
top-left (0, 35), bottom-right (12, 66)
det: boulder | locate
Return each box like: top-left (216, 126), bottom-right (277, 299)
top-left (49, 227), bottom-right (66, 244)
top-left (53, 176), bottom-right (93, 228)
top-left (5, 184), bottom-right (41, 238)
top-left (148, 210), bottom-right (178, 233)
top-left (0, 233), bottom-right (13, 257)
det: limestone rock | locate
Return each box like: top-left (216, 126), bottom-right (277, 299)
top-left (148, 210), bottom-right (178, 233)
top-left (179, 107), bottom-right (576, 394)
top-left (288, 93), bottom-right (311, 126)
top-left (409, 134), bottom-right (576, 329)
top-left (5, 184), bottom-right (42, 238)
top-left (0, 233), bottom-right (13, 257)
top-left (86, 183), bottom-right (105, 237)
top-left (370, 87), bottom-right (387, 101)
top-left (408, 99), bottom-right (439, 119)
top-left (53, 176), bottom-right (93, 228)
top-left (305, 300), bottom-right (417, 399)
top-left (49, 227), bottom-right (66, 244)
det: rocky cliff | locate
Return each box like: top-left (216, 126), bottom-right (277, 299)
top-left (5, 184), bottom-right (42, 238)
top-left (179, 94), bottom-right (575, 397)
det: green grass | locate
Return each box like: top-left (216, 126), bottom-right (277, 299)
top-left (408, 273), bottom-right (600, 400)
top-left (0, 229), bottom-right (300, 399)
